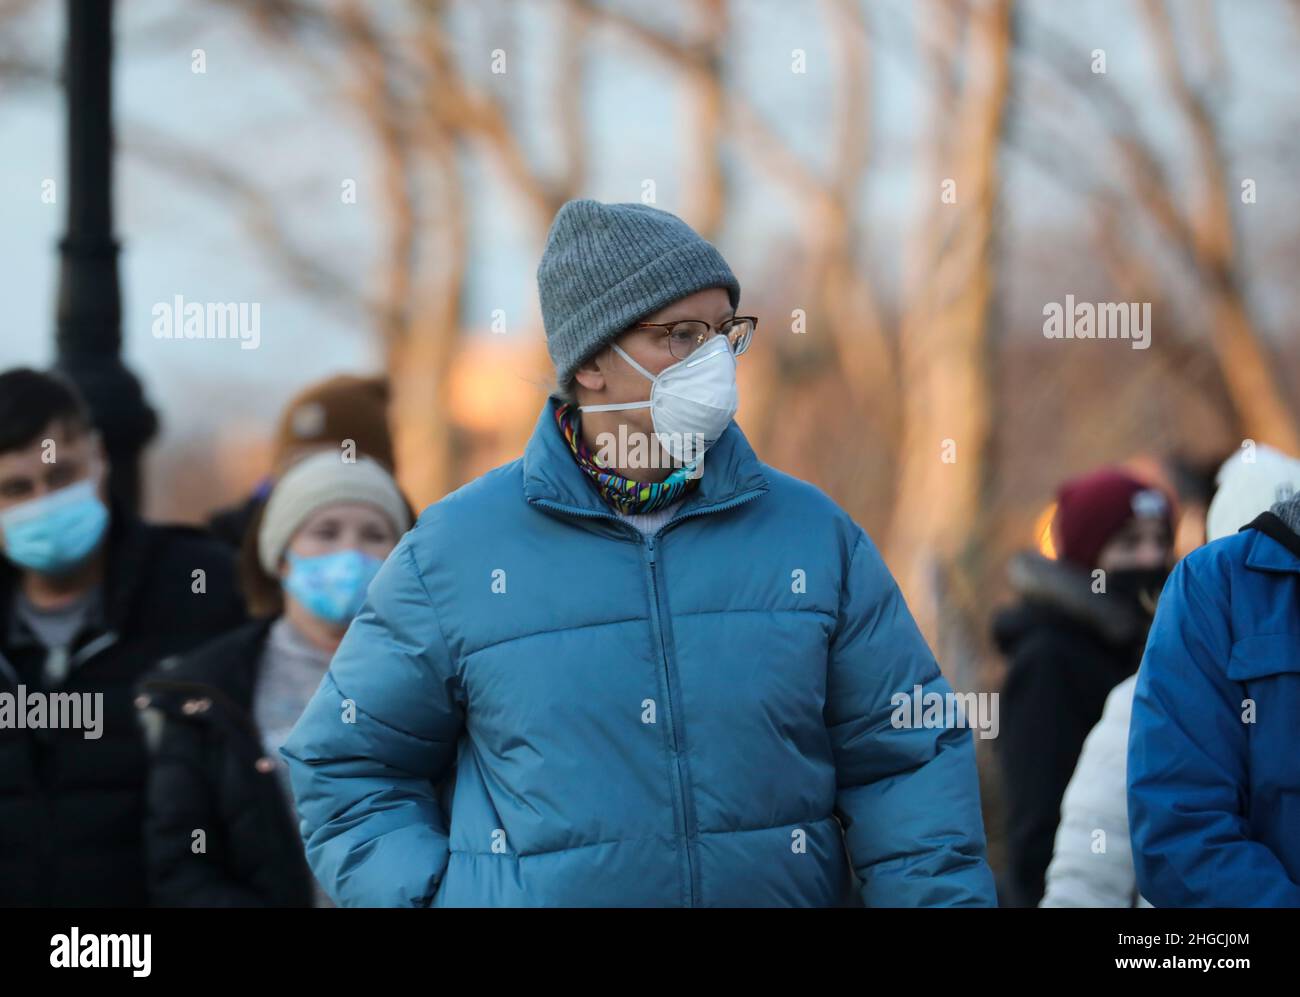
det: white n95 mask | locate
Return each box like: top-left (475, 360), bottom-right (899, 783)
top-left (579, 340), bottom-right (739, 464)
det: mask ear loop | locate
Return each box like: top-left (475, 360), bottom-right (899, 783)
top-left (611, 342), bottom-right (661, 381)
top-left (578, 343), bottom-right (658, 412)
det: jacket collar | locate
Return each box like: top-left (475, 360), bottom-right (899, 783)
top-left (137, 619), bottom-right (275, 751)
top-left (1000, 550), bottom-right (1146, 647)
top-left (1243, 512), bottom-right (1300, 574)
top-left (522, 395), bottom-right (769, 524)
top-left (139, 618), bottom-right (273, 715)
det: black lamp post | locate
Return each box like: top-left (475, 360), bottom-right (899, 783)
top-left (54, 0), bottom-right (157, 512)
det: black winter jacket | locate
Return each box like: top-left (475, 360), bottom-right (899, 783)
top-left (0, 508), bottom-right (245, 906)
top-left (991, 552), bottom-right (1151, 908)
top-left (137, 619), bottom-right (317, 907)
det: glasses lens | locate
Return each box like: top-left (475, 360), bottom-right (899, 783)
top-left (667, 321), bottom-right (713, 360)
top-left (724, 318), bottom-right (754, 356)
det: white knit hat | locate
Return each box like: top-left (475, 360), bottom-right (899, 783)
top-left (257, 451), bottom-right (411, 574)
top-left (1206, 445), bottom-right (1300, 543)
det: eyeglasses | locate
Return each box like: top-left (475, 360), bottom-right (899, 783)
top-left (632, 316), bottom-right (758, 361)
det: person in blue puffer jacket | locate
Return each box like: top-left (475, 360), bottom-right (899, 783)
top-left (281, 199), bottom-right (997, 907)
top-left (1129, 488), bottom-right (1300, 907)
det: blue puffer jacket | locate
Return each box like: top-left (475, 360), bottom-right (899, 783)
top-left (1129, 518), bottom-right (1300, 907)
top-left (282, 398), bottom-right (996, 907)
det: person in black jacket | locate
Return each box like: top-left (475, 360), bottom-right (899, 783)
top-left (139, 450), bottom-right (410, 906)
top-left (0, 368), bottom-right (246, 907)
top-left (992, 467), bottom-right (1174, 908)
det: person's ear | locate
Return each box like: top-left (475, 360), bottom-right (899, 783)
top-left (87, 432), bottom-right (111, 488)
top-left (572, 348), bottom-right (610, 396)
top-left (86, 430), bottom-right (105, 464)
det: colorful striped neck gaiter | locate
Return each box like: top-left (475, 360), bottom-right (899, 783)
top-left (554, 402), bottom-right (700, 516)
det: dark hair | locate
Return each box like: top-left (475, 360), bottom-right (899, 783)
top-left (239, 500), bottom-right (284, 619)
top-left (0, 367), bottom-right (93, 455)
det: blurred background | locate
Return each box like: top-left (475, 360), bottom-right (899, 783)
top-left (4, 0), bottom-right (1300, 876)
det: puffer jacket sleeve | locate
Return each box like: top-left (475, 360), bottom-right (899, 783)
top-left (281, 535), bottom-right (464, 907)
top-left (1128, 555), bottom-right (1300, 907)
top-left (1040, 674), bottom-right (1141, 907)
top-left (827, 529), bottom-right (997, 906)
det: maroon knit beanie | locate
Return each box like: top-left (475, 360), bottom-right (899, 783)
top-left (1052, 467), bottom-right (1174, 570)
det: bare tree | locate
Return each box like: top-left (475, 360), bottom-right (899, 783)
top-left (1140, 0), bottom-right (1299, 453)
top-left (884, 0), bottom-right (1015, 668)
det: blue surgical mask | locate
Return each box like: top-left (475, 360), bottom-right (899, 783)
top-left (284, 549), bottom-right (384, 625)
top-left (0, 478), bottom-right (110, 576)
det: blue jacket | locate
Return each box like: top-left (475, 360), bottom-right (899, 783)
top-left (281, 399), bottom-right (996, 907)
top-left (1129, 521), bottom-right (1300, 906)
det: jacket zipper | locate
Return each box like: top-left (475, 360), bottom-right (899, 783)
top-left (643, 533), bottom-right (693, 905)
top-left (533, 487), bottom-right (766, 908)
top-left (648, 488), bottom-right (766, 907)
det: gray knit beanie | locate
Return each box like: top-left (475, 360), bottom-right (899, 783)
top-left (258, 451), bottom-right (411, 574)
top-left (537, 199), bottom-right (741, 389)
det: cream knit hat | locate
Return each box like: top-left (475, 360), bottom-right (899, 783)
top-left (257, 451), bottom-right (411, 574)
top-left (1207, 444), bottom-right (1300, 542)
